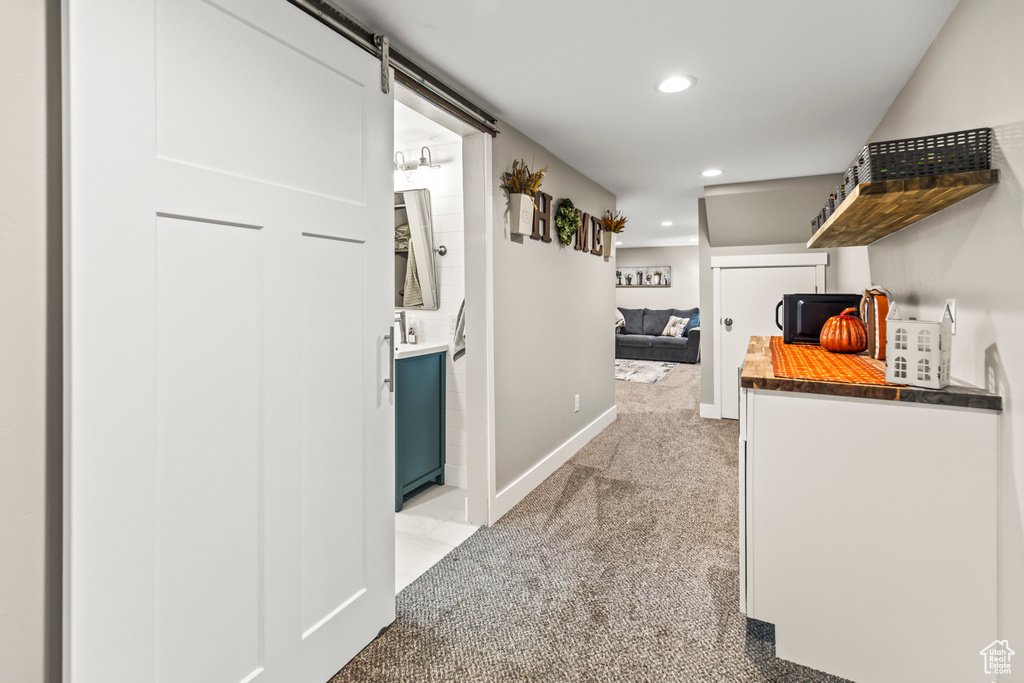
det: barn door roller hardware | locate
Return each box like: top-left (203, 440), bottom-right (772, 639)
top-left (375, 34), bottom-right (390, 94)
top-left (286, 0), bottom-right (498, 137)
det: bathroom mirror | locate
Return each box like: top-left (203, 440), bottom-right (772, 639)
top-left (395, 189), bottom-right (439, 310)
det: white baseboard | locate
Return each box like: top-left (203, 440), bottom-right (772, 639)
top-left (700, 402), bottom-right (718, 419)
top-left (490, 404), bottom-right (618, 523)
top-left (444, 463), bottom-right (468, 489)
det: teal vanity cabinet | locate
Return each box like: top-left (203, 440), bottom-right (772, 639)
top-left (395, 350), bottom-right (446, 511)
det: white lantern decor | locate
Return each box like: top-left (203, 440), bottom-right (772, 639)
top-left (884, 302), bottom-right (953, 389)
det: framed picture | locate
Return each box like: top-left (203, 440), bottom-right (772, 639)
top-left (615, 266), bottom-right (670, 287)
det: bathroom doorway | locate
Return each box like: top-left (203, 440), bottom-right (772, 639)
top-left (391, 85), bottom-right (490, 590)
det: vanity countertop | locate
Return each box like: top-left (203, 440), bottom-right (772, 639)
top-left (394, 341), bottom-right (448, 360)
top-left (740, 335), bottom-right (1001, 411)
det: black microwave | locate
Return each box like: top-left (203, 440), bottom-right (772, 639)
top-left (775, 293), bottom-right (863, 344)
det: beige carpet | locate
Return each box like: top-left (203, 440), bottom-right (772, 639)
top-left (331, 363), bottom-right (850, 682)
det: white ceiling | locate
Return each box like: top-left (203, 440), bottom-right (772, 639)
top-left (394, 101), bottom-right (459, 152)
top-left (330, 0), bottom-right (959, 247)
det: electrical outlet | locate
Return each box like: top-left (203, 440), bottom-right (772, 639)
top-left (449, 316), bottom-right (457, 334)
top-left (945, 298), bottom-right (957, 335)
top-left (574, 394), bottom-right (580, 413)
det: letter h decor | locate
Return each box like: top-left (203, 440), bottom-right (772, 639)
top-left (531, 191), bottom-right (553, 242)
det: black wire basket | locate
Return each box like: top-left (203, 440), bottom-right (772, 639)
top-left (855, 128), bottom-right (992, 183)
top-left (843, 165), bottom-right (859, 196)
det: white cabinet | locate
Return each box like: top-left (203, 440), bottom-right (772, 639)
top-left (739, 386), bottom-right (998, 683)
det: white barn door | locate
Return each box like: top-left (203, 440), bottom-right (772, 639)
top-left (65, 1), bottom-right (395, 681)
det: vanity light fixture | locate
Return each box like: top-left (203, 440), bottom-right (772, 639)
top-left (702, 168), bottom-right (723, 177)
top-left (394, 150), bottom-right (419, 181)
top-left (415, 146), bottom-right (442, 171)
top-left (657, 75), bottom-right (696, 93)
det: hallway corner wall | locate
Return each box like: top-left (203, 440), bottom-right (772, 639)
top-left (489, 122), bottom-right (617, 512)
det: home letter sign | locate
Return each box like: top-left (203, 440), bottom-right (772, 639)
top-left (531, 191), bottom-right (553, 243)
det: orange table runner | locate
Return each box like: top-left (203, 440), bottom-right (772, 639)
top-left (769, 336), bottom-right (897, 386)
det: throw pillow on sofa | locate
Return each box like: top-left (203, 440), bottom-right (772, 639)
top-left (662, 316), bottom-right (690, 337)
top-left (670, 308), bottom-right (699, 335)
top-left (615, 308), bottom-right (625, 332)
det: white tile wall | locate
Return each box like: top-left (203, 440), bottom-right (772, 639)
top-left (395, 139), bottom-right (468, 489)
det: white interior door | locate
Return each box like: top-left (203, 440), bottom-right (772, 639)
top-left (65, 1), bottom-right (395, 681)
top-left (717, 265), bottom-right (821, 419)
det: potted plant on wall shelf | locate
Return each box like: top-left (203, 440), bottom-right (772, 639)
top-left (499, 159), bottom-right (547, 236)
top-left (555, 197), bottom-right (581, 246)
top-left (653, 269), bottom-right (663, 285)
top-left (599, 210), bottom-right (627, 257)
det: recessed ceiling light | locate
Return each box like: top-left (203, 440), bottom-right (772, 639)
top-left (657, 75), bottom-right (696, 93)
top-left (702, 168), bottom-right (723, 177)
top-left (661, 221), bottom-right (673, 227)
top-left (616, 241), bottom-right (623, 246)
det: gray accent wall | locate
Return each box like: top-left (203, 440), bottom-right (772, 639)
top-left (614, 246), bottom-right (700, 311)
top-left (704, 173), bottom-right (845, 247)
top-left (491, 123), bottom-right (616, 492)
top-left (0, 1), bottom-right (62, 681)
top-left (863, 0), bottom-right (1024, 652)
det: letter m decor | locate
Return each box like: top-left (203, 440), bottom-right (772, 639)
top-left (575, 212), bottom-right (590, 252)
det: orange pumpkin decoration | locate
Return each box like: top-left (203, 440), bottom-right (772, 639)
top-left (820, 307), bottom-right (868, 353)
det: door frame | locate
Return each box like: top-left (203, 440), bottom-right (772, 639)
top-left (392, 85), bottom-right (495, 526)
top-left (710, 253), bottom-right (827, 419)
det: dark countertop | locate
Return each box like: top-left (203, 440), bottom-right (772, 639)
top-left (740, 336), bottom-right (1002, 411)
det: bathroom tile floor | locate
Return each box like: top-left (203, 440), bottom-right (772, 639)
top-left (395, 484), bottom-right (479, 592)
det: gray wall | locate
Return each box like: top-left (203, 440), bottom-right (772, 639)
top-left (704, 173), bottom-right (845, 247)
top-left (862, 0), bottom-right (1024, 654)
top-left (697, 199), bottom-right (871, 407)
top-left (491, 123), bottom-right (616, 491)
top-left (614, 246), bottom-right (700, 311)
top-left (0, 1), bottom-right (62, 681)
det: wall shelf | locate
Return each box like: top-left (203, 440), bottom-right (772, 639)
top-left (806, 170), bottom-right (999, 249)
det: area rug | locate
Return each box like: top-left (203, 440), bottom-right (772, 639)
top-left (614, 358), bottom-right (678, 384)
top-left (331, 363), bottom-right (851, 683)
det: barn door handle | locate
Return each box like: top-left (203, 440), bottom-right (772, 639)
top-left (383, 326), bottom-right (395, 393)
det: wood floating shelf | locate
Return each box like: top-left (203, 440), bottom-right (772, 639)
top-left (806, 170), bottom-right (1000, 249)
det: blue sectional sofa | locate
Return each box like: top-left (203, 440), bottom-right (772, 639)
top-left (615, 307), bottom-right (700, 364)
